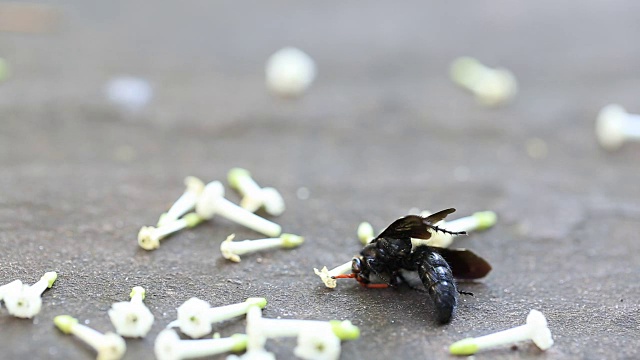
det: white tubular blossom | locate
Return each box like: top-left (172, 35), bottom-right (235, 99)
top-left (108, 286), bottom-right (154, 338)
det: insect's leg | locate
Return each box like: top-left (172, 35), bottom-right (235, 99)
top-left (365, 260), bottom-right (395, 288)
top-left (458, 290), bottom-right (474, 296)
top-left (389, 272), bottom-right (403, 287)
top-left (331, 271), bottom-right (389, 288)
top-left (356, 273), bottom-right (388, 288)
top-left (359, 282), bottom-right (390, 289)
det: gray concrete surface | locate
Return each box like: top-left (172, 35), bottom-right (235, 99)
top-left (1, 1), bottom-right (639, 359)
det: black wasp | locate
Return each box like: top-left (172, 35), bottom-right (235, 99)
top-left (333, 208), bottom-right (491, 323)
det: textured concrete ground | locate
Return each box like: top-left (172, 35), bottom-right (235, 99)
top-left (1, 1), bottom-right (639, 359)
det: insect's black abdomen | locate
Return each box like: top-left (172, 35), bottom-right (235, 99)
top-left (429, 279), bottom-right (457, 323)
top-left (415, 248), bottom-right (458, 323)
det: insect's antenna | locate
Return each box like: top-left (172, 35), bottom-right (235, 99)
top-left (428, 224), bottom-right (467, 237)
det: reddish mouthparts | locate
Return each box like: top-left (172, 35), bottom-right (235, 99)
top-left (331, 274), bottom-right (356, 279)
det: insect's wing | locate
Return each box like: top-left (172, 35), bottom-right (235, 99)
top-left (423, 208), bottom-right (456, 225)
top-left (375, 209), bottom-right (457, 241)
top-left (431, 247), bottom-right (492, 279)
top-left (376, 215), bottom-right (433, 241)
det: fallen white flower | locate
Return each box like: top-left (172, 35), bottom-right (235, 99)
top-left (220, 233), bottom-right (304, 263)
top-left (158, 176), bottom-right (206, 226)
top-left (261, 187), bottom-right (285, 217)
top-left (294, 327), bottom-right (341, 360)
top-left (596, 104), bottom-right (640, 151)
top-left (4, 271), bottom-right (57, 318)
top-left (55, 315), bottom-right (126, 360)
top-left (195, 181), bottom-right (281, 237)
top-left (357, 222), bottom-right (375, 245)
top-left (108, 286), bottom-right (154, 338)
top-left (265, 47), bottom-right (316, 98)
top-left (138, 212), bottom-right (204, 250)
top-left (105, 76), bottom-right (153, 112)
top-left (171, 297), bottom-right (267, 339)
top-left (228, 169), bottom-right (285, 216)
top-left (450, 57), bottom-right (517, 107)
top-left (449, 309), bottom-right (553, 355)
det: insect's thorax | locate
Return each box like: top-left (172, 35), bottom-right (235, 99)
top-left (360, 237), bottom-right (414, 273)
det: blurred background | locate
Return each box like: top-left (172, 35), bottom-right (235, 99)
top-left (1, 1), bottom-right (639, 359)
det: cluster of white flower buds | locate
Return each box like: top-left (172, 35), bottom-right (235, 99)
top-left (138, 170), bottom-right (287, 252)
top-left (0, 271), bottom-right (57, 319)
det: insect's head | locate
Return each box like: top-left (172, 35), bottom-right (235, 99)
top-left (351, 256), bottom-right (363, 274)
top-left (331, 256), bottom-right (365, 282)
